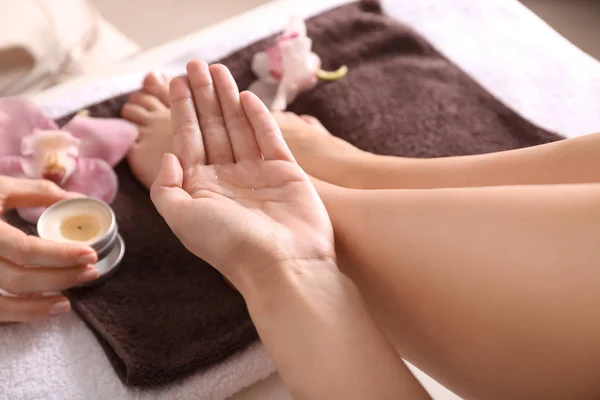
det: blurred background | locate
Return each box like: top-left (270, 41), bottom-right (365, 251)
top-left (90, 0), bottom-right (600, 59)
top-left (0, 0), bottom-right (599, 97)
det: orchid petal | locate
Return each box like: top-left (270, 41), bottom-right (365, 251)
top-left (284, 16), bottom-right (307, 37)
top-left (0, 98), bottom-right (57, 157)
top-left (280, 36), bottom-right (318, 82)
top-left (251, 52), bottom-right (278, 84)
top-left (0, 156), bottom-right (25, 177)
top-left (62, 116), bottom-right (137, 167)
top-left (307, 52), bottom-right (322, 75)
top-left (270, 37), bottom-right (320, 110)
top-left (250, 16), bottom-right (322, 110)
top-left (16, 207), bottom-right (46, 224)
top-left (62, 158), bottom-right (118, 204)
top-left (271, 84), bottom-right (289, 112)
top-left (248, 80), bottom-right (279, 109)
top-left (20, 130), bottom-right (80, 157)
top-left (18, 130), bottom-right (79, 184)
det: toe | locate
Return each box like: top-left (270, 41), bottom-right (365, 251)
top-left (300, 115), bottom-right (331, 135)
top-left (143, 72), bottom-right (170, 106)
top-left (143, 71), bottom-right (168, 88)
top-left (128, 91), bottom-right (165, 112)
top-left (121, 102), bottom-right (149, 125)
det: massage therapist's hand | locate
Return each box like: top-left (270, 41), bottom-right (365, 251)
top-left (0, 176), bottom-right (98, 322)
top-left (150, 60), bottom-right (335, 290)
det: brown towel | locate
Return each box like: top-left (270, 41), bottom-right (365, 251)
top-left (7, 0), bottom-right (563, 389)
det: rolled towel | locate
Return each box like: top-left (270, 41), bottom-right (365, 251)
top-left (0, 0), bottom-right (139, 96)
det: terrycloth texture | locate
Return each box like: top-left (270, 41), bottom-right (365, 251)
top-left (6, 0), bottom-right (564, 390)
top-left (3, 0), bottom-right (600, 399)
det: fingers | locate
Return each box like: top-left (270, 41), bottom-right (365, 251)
top-left (210, 64), bottom-right (261, 161)
top-left (186, 60), bottom-right (234, 164)
top-left (0, 222), bottom-right (96, 268)
top-left (0, 295), bottom-right (71, 323)
top-left (150, 153), bottom-right (191, 222)
top-left (169, 76), bottom-right (206, 169)
top-left (170, 59), bottom-right (296, 166)
top-left (0, 257), bottom-right (98, 295)
top-left (240, 91), bottom-right (295, 162)
top-left (0, 176), bottom-right (76, 211)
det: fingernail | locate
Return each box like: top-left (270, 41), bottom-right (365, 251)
top-left (49, 300), bottom-right (70, 315)
top-left (78, 253), bottom-right (97, 265)
top-left (78, 266), bottom-right (100, 283)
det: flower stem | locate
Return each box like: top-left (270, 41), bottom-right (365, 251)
top-left (316, 65), bottom-right (348, 81)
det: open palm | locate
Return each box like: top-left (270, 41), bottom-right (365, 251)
top-left (151, 61), bottom-right (334, 285)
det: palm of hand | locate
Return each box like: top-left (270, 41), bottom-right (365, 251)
top-left (151, 61), bottom-right (335, 283)
top-left (178, 159), bottom-right (334, 276)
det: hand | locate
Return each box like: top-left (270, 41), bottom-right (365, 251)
top-left (150, 60), bottom-right (335, 290)
top-left (0, 176), bottom-right (98, 323)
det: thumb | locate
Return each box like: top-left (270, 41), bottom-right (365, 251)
top-left (1, 177), bottom-right (75, 211)
top-left (150, 153), bottom-right (190, 220)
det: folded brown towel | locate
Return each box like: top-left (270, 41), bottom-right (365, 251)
top-left (7, 0), bottom-right (562, 389)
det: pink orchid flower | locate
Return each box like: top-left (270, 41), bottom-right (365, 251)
top-left (0, 98), bottom-right (137, 223)
top-left (249, 17), bottom-right (348, 111)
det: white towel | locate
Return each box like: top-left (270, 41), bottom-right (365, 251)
top-left (3, 0), bottom-right (600, 399)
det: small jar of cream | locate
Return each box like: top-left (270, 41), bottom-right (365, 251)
top-left (37, 197), bottom-right (125, 287)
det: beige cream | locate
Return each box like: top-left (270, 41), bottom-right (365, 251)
top-left (37, 198), bottom-right (113, 245)
top-left (59, 214), bottom-right (103, 242)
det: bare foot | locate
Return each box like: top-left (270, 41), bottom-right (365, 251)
top-left (273, 112), bottom-right (367, 188)
top-left (122, 73), bottom-right (366, 189)
top-left (122, 72), bottom-right (173, 189)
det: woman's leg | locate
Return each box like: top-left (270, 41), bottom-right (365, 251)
top-left (122, 77), bottom-right (600, 191)
top-left (314, 179), bottom-right (600, 400)
top-left (275, 112), bottom-right (600, 189)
